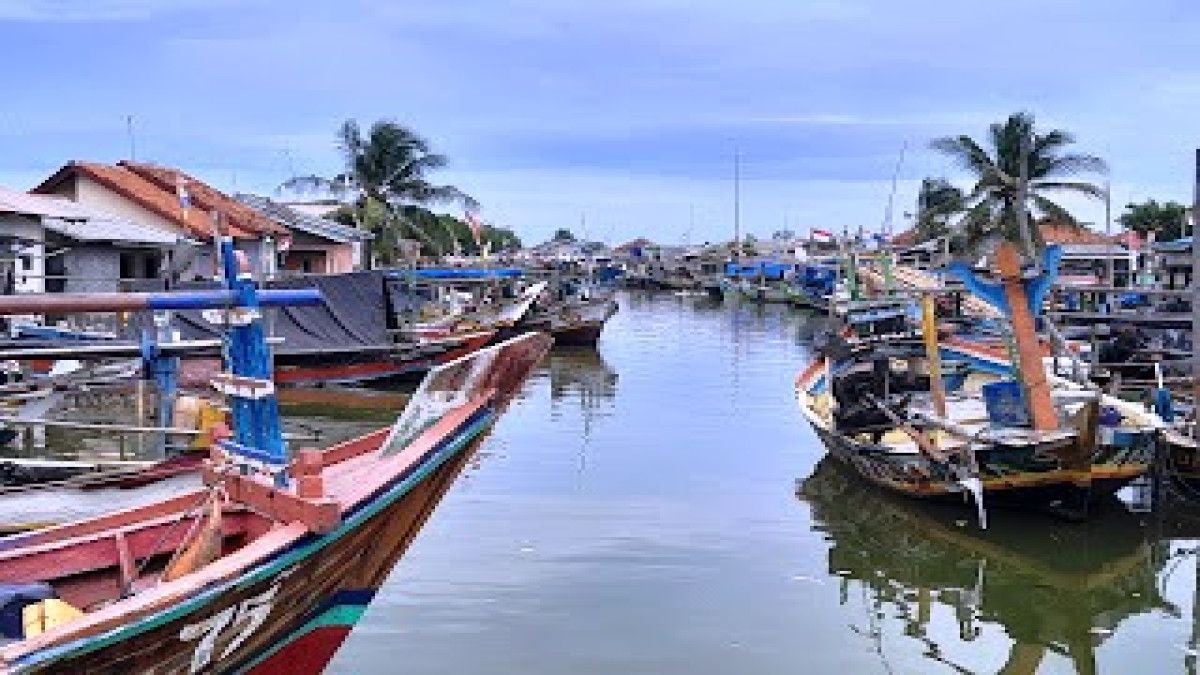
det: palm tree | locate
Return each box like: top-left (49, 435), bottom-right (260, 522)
top-left (912, 178), bottom-right (965, 245)
top-left (930, 111), bottom-right (1106, 262)
top-left (283, 120), bottom-right (477, 265)
top-left (931, 112), bottom-right (1106, 432)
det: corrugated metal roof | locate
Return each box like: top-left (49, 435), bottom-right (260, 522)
top-left (235, 194), bottom-right (372, 243)
top-left (0, 184), bottom-right (180, 245)
top-left (0, 185), bottom-right (93, 220)
top-left (43, 217), bottom-right (180, 245)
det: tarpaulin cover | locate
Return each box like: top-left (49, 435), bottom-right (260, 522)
top-left (165, 272), bottom-right (392, 353)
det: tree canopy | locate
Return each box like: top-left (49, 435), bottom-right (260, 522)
top-left (552, 228), bottom-right (577, 243)
top-left (329, 205), bottom-right (521, 259)
top-left (930, 111), bottom-right (1106, 260)
top-left (282, 119), bottom-right (478, 265)
top-left (911, 178), bottom-right (965, 245)
top-left (1117, 199), bottom-right (1190, 243)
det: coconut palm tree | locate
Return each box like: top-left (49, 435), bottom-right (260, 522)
top-left (930, 112), bottom-right (1106, 262)
top-left (931, 113), bottom-right (1106, 432)
top-left (283, 120), bottom-right (477, 265)
top-left (912, 178), bottom-right (965, 245)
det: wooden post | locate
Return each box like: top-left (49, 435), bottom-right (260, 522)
top-left (921, 293), bottom-right (947, 418)
top-left (995, 241), bottom-right (1058, 431)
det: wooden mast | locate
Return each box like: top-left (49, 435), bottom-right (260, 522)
top-left (996, 241), bottom-right (1058, 431)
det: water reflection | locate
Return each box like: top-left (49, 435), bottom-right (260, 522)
top-left (799, 457), bottom-right (1169, 675)
top-left (545, 348), bottom-right (618, 413)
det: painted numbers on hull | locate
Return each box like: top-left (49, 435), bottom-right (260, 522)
top-left (179, 568), bottom-right (295, 673)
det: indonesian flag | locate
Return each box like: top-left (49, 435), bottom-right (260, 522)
top-left (465, 209), bottom-right (484, 247)
top-left (811, 228), bottom-right (834, 240)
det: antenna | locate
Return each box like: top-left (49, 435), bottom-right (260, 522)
top-left (125, 115), bottom-right (136, 161)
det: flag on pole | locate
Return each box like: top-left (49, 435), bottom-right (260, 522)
top-left (811, 228), bottom-right (834, 240)
top-left (465, 209), bottom-right (484, 248)
top-left (176, 177), bottom-right (191, 221)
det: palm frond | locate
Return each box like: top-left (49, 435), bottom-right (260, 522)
top-left (279, 174), bottom-right (346, 198)
top-left (1030, 194), bottom-right (1077, 226)
top-left (1035, 154), bottom-right (1108, 178)
top-left (930, 135), bottom-right (997, 178)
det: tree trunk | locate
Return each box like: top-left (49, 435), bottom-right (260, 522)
top-left (995, 241), bottom-right (1058, 430)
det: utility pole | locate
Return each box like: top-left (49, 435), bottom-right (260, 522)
top-left (1192, 149), bottom-right (1200, 432)
top-left (1105, 179), bottom-right (1115, 302)
top-left (733, 149), bottom-right (741, 263)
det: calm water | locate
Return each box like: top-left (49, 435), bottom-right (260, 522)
top-left (316, 290), bottom-right (1200, 674)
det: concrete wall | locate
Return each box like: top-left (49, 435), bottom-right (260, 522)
top-left (63, 246), bottom-right (121, 293)
top-left (0, 214), bottom-right (45, 293)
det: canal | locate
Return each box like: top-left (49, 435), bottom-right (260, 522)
top-left (313, 292), bottom-right (1197, 672)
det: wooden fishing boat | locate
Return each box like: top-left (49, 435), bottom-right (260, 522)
top-left (0, 240), bottom-right (552, 673)
top-left (527, 296), bottom-right (619, 347)
top-left (271, 329), bottom-right (497, 386)
top-left (795, 300), bottom-right (1161, 522)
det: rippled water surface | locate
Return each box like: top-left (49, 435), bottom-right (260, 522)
top-left (313, 291), bottom-right (1200, 675)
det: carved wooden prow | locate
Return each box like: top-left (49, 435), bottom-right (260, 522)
top-left (995, 241), bottom-right (1057, 431)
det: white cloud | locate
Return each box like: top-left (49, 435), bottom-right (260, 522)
top-left (0, 0), bottom-right (250, 21)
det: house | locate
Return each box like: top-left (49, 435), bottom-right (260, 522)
top-left (32, 161), bottom-right (289, 278)
top-left (0, 185), bottom-right (181, 294)
top-left (236, 194), bottom-right (371, 274)
top-left (1151, 236), bottom-right (1193, 290)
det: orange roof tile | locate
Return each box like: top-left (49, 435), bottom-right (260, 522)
top-left (33, 161), bottom-right (287, 242)
top-left (119, 162), bottom-right (287, 239)
top-left (1037, 221), bottom-right (1110, 245)
top-left (890, 222), bottom-right (1109, 248)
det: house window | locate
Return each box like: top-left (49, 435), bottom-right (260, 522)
top-left (302, 258), bottom-right (313, 273)
top-left (143, 254), bottom-right (159, 279)
top-left (18, 256), bottom-right (30, 271)
top-left (119, 252), bottom-right (135, 280)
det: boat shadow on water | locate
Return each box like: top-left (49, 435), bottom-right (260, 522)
top-left (797, 457), bottom-right (1172, 675)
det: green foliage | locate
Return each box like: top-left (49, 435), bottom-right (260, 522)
top-left (1117, 200), bottom-right (1189, 242)
top-left (281, 119), bottom-right (478, 266)
top-left (552, 228), bottom-right (577, 242)
top-left (930, 111), bottom-right (1106, 260)
top-left (912, 178), bottom-right (964, 244)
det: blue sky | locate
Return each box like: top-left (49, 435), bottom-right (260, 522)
top-left (1, 0), bottom-right (1198, 245)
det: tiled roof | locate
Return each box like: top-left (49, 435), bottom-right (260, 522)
top-left (1037, 221), bottom-right (1110, 245)
top-left (890, 222), bottom-right (1109, 247)
top-left (32, 161), bottom-right (287, 241)
top-left (235, 193), bottom-right (371, 244)
top-left (119, 162), bottom-right (287, 239)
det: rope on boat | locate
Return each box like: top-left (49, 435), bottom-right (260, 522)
top-left (122, 487), bottom-right (221, 597)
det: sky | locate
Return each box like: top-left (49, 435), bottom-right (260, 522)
top-left (1, 0), bottom-right (1198, 246)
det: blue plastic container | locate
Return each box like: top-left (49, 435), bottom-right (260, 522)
top-left (981, 381), bottom-right (1030, 427)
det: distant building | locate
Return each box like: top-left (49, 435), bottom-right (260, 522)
top-left (32, 161), bottom-right (289, 278)
top-left (0, 184), bottom-right (180, 294)
top-left (236, 194), bottom-right (371, 274)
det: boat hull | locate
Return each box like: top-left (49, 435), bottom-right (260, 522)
top-left (271, 333), bottom-right (495, 386)
top-left (807, 422), bottom-right (1148, 520)
top-left (3, 414), bottom-right (491, 674)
